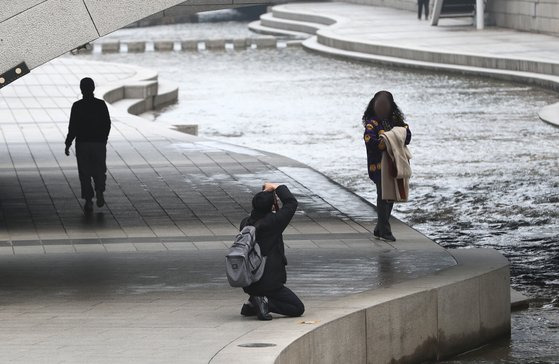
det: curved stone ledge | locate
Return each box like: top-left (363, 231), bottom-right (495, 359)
top-left (539, 102), bottom-right (559, 128)
top-left (272, 6), bottom-right (338, 26)
top-left (83, 59), bottom-right (179, 118)
top-left (211, 248), bottom-right (510, 364)
top-left (248, 20), bottom-right (310, 38)
top-left (260, 12), bottom-right (326, 34)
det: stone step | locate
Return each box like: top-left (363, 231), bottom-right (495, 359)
top-left (272, 6), bottom-right (337, 25)
top-left (248, 20), bottom-right (309, 38)
top-left (154, 79), bottom-right (179, 109)
top-left (538, 102), bottom-right (559, 128)
top-left (111, 97), bottom-right (150, 116)
top-left (92, 36), bottom-right (286, 53)
top-left (260, 12), bottom-right (325, 35)
top-left (247, 35), bottom-right (278, 48)
top-left (510, 288), bottom-right (531, 311)
top-left (105, 77), bottom-right (178, 116)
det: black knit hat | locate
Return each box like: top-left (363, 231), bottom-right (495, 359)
top-left (252, 191), bottom-right (274, 213)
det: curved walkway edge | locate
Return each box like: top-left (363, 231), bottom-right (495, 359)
top-left (255, 2), bottom-right (559, 128)
top-left (211, 248), bottom-right (510, 363)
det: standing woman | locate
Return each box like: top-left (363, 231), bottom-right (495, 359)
top-left (363, 91), bottom-right (411, 241)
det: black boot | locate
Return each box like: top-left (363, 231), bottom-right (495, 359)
top-left (379, 231), bottom-right (396, 242)
top-left (249, 296), bottom-right (272, 321)
top-left (240, 302), bottom-right (256, 317)
top-left (96, 190), bottom-right (105, 207)
top-left (84, 199), bottom-right (93, 213)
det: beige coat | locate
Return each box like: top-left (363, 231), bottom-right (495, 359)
top-left (380, 127), bottom-right (412, 202)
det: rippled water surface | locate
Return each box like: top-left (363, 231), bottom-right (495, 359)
top-left (76, 20), bottom-right (559, 362)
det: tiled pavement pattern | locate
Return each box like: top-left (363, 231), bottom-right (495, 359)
top-left (0, 57), bottom-right (387, 255)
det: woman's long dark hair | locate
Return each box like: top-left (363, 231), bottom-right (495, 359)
top-left (362, 90), bottom-right (405, 126)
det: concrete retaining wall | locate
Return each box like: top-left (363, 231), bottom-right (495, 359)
top-left (211, 248), bottom-right (511, 363)
top-left (486, 0), bottom-right (559, 35)
top-left (275, 249), bottom-right (510, 363)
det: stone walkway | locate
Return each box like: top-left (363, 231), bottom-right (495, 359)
top-left (0, 58), bottom-right (373, 250)
top-left (272, 2), bottom-right (559, 64)
top-left (0, 57), bottom-right (455, 362)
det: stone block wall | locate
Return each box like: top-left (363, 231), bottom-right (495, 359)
top-left (486, 0), bottom-right (559, 35)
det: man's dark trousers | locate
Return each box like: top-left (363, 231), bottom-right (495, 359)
top-left (76, 141), bottom-right (107, 200)
top-left (418, 0), bottom-right (430, 19)
top-left (266, 286), bottom-right (305, 317)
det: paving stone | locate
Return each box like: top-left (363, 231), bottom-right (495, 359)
top-left (0, 246), bottom-right (14, 255)
top-left (134, 242), bottom-right (167, 252)
top-left (193, 241), bottom-right (228, 250)
top-left (43, 245), bottom-right (76, 254)
top-left (74, 244), bottom-right (106, 253)
top-left (284, 240), bottom-right (319, 249)
top-left (163, 242), bottom-right (197, 250)
top-left (105, 243), bottom-right (137, 252)
top-left (13, 245), bottom-right (45, 255)
top-left (312, 239), bottom-right (349, 249)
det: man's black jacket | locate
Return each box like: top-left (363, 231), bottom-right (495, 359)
top-left (65, 96), bottom-right (111, 146)
top-left (240, 185), bottom-right (298, 296)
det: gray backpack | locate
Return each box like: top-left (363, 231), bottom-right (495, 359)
top-left (226, 224), bottom-right (267, 287)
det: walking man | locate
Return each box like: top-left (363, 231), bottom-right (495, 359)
top-left (65, 77), bottom-right (111, 213)
top-left (418, 0), bottom-right (430, 20)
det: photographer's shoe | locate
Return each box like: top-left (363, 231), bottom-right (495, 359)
top-left (249, 296), bottom-right (272, 321)
top-left (240, 302), bottom-right (256, 317)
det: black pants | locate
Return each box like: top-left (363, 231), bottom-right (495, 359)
top-left (75, 142), bottom-right (107, 200)
top-left (418, 0), bottom-right (430, 19)
top-left (375, 182), bottom-right (393, 235)
top-left (264, 286), bottom-right (305, 317)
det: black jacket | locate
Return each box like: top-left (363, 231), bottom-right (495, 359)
top-left (240, 185), bottom-right (298, 296)
top-left (65, 96), bottom-right (111, 146)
